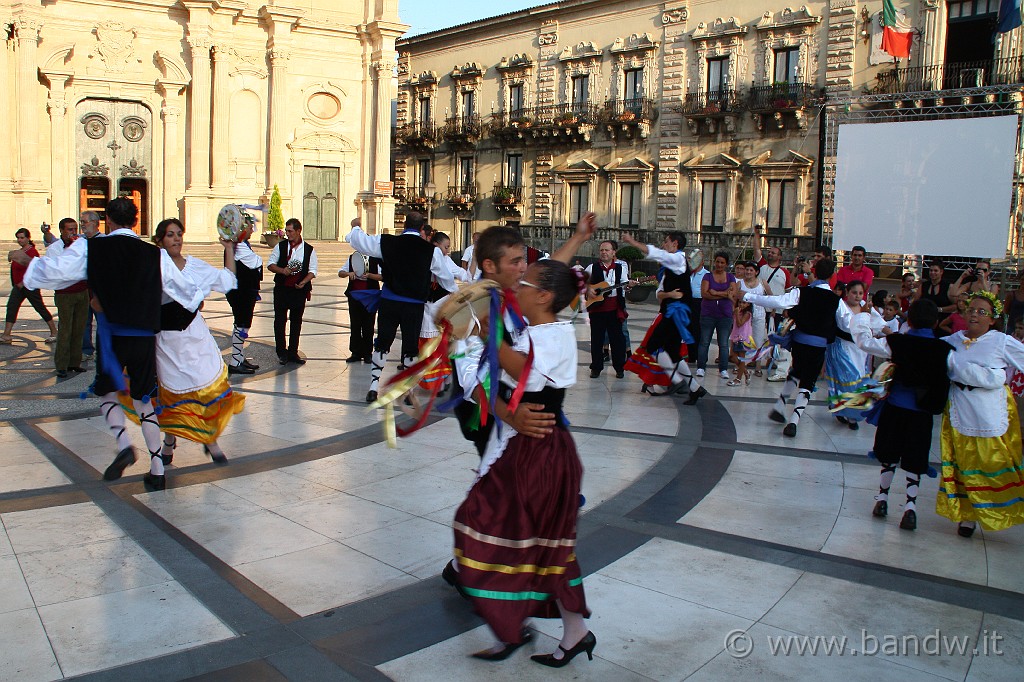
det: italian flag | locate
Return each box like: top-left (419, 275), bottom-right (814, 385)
top-left (882, 0), bottom-right (913, 59)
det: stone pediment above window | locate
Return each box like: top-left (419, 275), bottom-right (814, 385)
top-left (554, 159), bottom-right (600, 181)
top-left (754, 7), bottom-right (822, 31)
top-left (409, 71), bottom-right (437, 88)
top-left (610, 33), bottom-right (659, 56)
top-left (683, 153), bottom-right (742, 173)
top-left (451, 63), bottom-right (483, 80)
top-left (747, 150), bottom-right (813, 176)
top-left (692, 17), bottom-right (748, 42)
top-left (604, 157), bottom-right (654, 178)
top-left (558, 42), bottom-right (602, 63)
top-left (497, 54), bottom-right (534, 73)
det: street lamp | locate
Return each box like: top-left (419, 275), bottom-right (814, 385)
top-left (549, 175), bottom-right (563, 254)
top-left (424, 181), bottom-right (436, 225)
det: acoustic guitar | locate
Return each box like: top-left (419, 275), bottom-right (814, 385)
top-left (572, 275), bottom-right (657, 311)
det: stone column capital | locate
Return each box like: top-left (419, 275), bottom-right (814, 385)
top-left (47, 98), bottom-right (67, 118)
top-left (270, 48), bottom-right (291, 65)
top-left (161, 103), bottom-right (182, 120)
top-left (211, 44), bottom-right (232, 61)
top-left (14, 16), bottom-right (42, 43)
top-left (187, 35), bottom-right (213, 55)
top-left (373, 60), bottom-right (396, 79)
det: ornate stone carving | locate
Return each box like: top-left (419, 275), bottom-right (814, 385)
top-left (558, 41), bottom-right (602, 62)
top-left (120, 159), bottom-right (146, 177)
top-left (81, 113), bottom-right (108, 139)
top-left (497, 53), bottom-right (534, 72)
top-left (611, 33), bottom-right (659, 55)
top-left (451, 62), bottom-right (483, 80)
top-left (187, 35), bottom-right (214, 54)
top-left (662, 8), bottom-right (688, 25)
top-left (270, 48), bottom-right (291, 64)
top-left (47, 98), bottom-right (67, 118)
top-left (539, 19), bottom-right (558, 46)
top-left (692, 17), bottom-right (748, 39)
top-left (374, 60), bottom-right (397, 79)
top-left (121, 116), bottom-right (146, 142)
top-left (81, 156), bottom-right (109, 177)
top-left (90, 21), bottom-right (139, 73)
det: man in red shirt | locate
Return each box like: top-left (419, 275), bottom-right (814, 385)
top-left (585, 240), bottom-right (631, 379)
top-left (835, 245), bottom-right (874, 295)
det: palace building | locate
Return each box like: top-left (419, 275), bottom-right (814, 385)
top-left (394, 0), bottom-right (1023, 258)
top-left (1, 0), bottom-right (404, 241)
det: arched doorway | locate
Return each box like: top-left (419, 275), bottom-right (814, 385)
top-left (75, 99), bottom-right (153, 234)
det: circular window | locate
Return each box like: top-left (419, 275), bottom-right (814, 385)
top-left (308, 92), bottom-right (341, 120)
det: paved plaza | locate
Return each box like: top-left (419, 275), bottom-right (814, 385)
top-left (0, 276), bottom-right (1022, 681)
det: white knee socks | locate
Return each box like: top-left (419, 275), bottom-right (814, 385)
top-left (789, 389), bottom-right (810, 426)
top-left (230, 326), bottom-right (248, 366)
top-left (369, 350), bottom-right (387, 392)
top-left (877, 464), bottom-right (897, 502)
top-left (905, 473), bottom-right (920, 512)
top-left (100, 393), bottom-right (132, 451)
top-left (133, 399), bottom-right (163, 474)
top-left (775, 377), bottom-right (798, 414)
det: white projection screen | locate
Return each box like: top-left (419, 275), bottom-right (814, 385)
top-left (833, 115), bottom-right (1017, 258)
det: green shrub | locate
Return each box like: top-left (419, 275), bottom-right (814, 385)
top-left (267, 185), bottom-right (284, 234)
top-left (616, 245), bottom-right (644, 262)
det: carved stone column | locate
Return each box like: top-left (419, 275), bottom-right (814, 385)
top-left (44, 74), bottom-right (71, 216)
top-left (187, 35), bottom-right (212, 191)
top-left (210, 45), bottom-right (231, 189)
top-left (372, 59), bottom-right (395, 184)
top-left (14, 17), bottom-right (43, 189)
top-left (161, 103), bottom-right (182, 217)
top-left (267, 48), bottom-right (290, 190)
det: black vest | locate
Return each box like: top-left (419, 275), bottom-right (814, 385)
top-left (160, 302), bottom-right (198, 332)
top-left (380, 233), bottom-right (434, 302)
top-left (660, 265), bottom-right (692, 314)
top-left (235, 260), bottom-right (262, 293)
top-left (274, 241), bottom-right (313, 291)
top-left (887, 333), bottom-right (953, 414)
top-left (790, 287), bottom-right (840, 342)
top-left (86, 235), bottom-right (162, 332)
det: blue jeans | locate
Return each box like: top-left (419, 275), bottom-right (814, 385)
top-left (698, 315), bottom-right (732, 371)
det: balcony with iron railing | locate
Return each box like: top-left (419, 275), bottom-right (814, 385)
top-left (445, 184), bottom-right (478, 213)
top-left (401, 185), bottom-right (431, 209)
top-left (748, 82), bottom-right (821, 130)
top-left (872, 56), bottom-right (1024, 95)
top-left (491, 184), bottom-right (524, 215)
top-left (395, 120), bottom-right (438, 150)
top-left (441, 115), bottom-right (483, 145)
top-left (682, 89), bottom-right (743, 134)
top-left (489, 102), bottom-right (601, 144)
top-left (601, 97), bottom-right (657, 139)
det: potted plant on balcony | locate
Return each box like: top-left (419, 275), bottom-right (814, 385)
top-left (510, 115), bottom-right (532, 129)
top-left (771, 82), bottom-right (798, 109)
top-left (617, 110), bottom-right (637, 122)
top-left (493, 187), bottom-right (515, 205)
top-left (554, 112), bottom-right (578, 126)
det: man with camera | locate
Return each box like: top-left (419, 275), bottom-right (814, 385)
top-left (953, 260), bottom-right (999, 298)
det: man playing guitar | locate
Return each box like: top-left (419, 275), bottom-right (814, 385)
top-left (584, 240), bottom-right (634, 379)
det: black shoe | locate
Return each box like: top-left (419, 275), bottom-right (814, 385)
top-left (69, 367), bottom-right (86, 373)
top-left (899, 509), bottom-right (917, 530)
top-left (227, 363), bottom-right (255, 375)
top-left (957, 523), bottom-right (976, 538)
top-left (160, 452), bottom-right (173, 466)
top-left (103, 446), bottom-right (137, 481)
top-left (345, 356), bottom-right (362, 363)
top-left (472, 629), bottom-right (533, 661)
top-left (590, 369), bottom-right (601, 379)
top-left (241, 360), bottom-right (259, 371)
top-left (783, 423), bottom-right (797, 437)
top-left (362, 357), bottom-right (372, 364)
top-left (835, 415), bottom-right (849, 425)
top-left (55, 370), bottom-right (68, 378)
top-left (288, 353), bottom-right (306, 365)
top-left (204, 444), bottom-right (228, 464)
top-left (530, 631), bottom-right (596, 668)
top-left (278, 353), bottom-right (288, 365)
top-left (848, 421), bottom-right (859, 431)
top-left (616, 371), bottom-right (625, 379)
top-left (143, 472), bottom-right (166, 492)
top-left (683, 386), bottom-right (708, 405)
top-left (769, 409), bottom-right (787, 423)
top-left (872, 500), bottom-right (888, 517)
top-left (441, 561), bottom-right (470, 600)
top-left (366, 390), bottom-right (378, 403)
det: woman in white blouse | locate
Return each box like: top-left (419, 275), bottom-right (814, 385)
top-left (938, 290), bottom-right (1024, 537)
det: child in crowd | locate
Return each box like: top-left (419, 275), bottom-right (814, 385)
top-left (728, 300), bottom-right (754, 386)
top-left (938, 292), bottom-right (969, 335)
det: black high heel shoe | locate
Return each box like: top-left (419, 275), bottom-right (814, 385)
top-left (531, 631), bottom-right (596, 668)
top-left (204, 445), bottom-right (228, 464)
top-left (471, 628), bottom-right (533, 661)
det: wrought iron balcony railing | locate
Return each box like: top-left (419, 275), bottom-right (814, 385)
top-left (446, 184), bottom-right (478, 211)
top-left (603, 97), bottom-right (657, 123)
top-left (401, 185), bottom-right (431, 206)
top-left (492, 184), bottom-right (524, 214)
top-left (873, 56), bottom-right (1024, 94)
top-left (396, 120), bottom-right (437, 147)
top-left (682, 89), bottom-right (743, 115)
top-left (748, 82), bottom-right (819, 111)
top-left (441, 115), bottom-right (483, 142)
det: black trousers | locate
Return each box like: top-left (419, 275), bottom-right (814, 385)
top-left (647, 316), bottom-right (684, 363)
top-left (226, 287), bottom-right (258, 328)
top-left (348, 295), bottom-right (376, 359)
top-left (94, 335), bottom-right (157, 401)
top-left (6, 285), bottom-right (53, 324)
top-left (590, 309), bottom-right (626, 373)
top-left (873, 402), bottom-right (934, 475)
top-left (274, 285), bottom-right (307, 355)
top-left (374, 299), bottom-right (423, 359)
top-left (687, 298), bottom-right (702, 359)
top-left (789, 341), bottom-right (827, 390)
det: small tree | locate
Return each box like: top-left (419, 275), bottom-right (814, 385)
top-left (267, 184), bottom-right (284, 234)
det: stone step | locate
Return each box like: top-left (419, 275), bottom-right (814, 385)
top-left (0, 240), bottom-right (355, 278)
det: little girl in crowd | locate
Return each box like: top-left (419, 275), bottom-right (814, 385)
top-left (728, 300), bottom-right (754, 386)
top-left (939, 292), bottom-right (969, 335)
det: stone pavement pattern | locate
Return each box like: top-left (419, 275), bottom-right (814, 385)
top-left (0, 277), bottom-right (1021, 681)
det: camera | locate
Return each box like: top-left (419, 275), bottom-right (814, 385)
top-left (40, 222), bottom-right (50, 232)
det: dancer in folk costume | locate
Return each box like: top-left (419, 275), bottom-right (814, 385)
top-left (124, 219), bottom-right (244, 488)
top-left (225, 220), bottom-right (263, 375)
top-left (936, 291), bottom-right (1024, 537)
top-left (620, 231), bottom-right (707, 404)
top-left (418, 231), bottom-right (471, 391)
top-left (453, 260), bottom-right (596, 667)
top-left (826, 280), bottom-right (879, 430)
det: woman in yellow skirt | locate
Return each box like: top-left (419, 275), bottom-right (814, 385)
top-left (938, 290), bottom-right (1024, 537)
top-left (122, 219), bottom-right (244, 489)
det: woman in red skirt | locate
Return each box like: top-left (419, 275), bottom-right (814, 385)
top-left (450, 259), bottom-right (596, 667)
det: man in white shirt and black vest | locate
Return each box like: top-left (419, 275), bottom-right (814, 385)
top-left (346, 211), bottom-right (456, 403)
top-left (267, 218), bottom-right (317, 365)
top-left (585, 240), bottom-right (630, 379)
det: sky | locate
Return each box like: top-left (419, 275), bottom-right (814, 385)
top-left (399, 0), bottom-right (548, 37)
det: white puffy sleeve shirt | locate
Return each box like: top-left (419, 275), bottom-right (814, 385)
top-left (946, 330), bottom-right (1024, 437)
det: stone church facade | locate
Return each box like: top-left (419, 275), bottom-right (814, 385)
top-left (1, 0), bottom-right (404, 241)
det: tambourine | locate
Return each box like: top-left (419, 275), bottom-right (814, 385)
top-left (871, 360), bottom-right (895, 400)
top-left (687, 248), bottom-right (704, 272)
top-left (216, 204), bottom-right (254, 242)
top-left (434, 279), bottom-right (501, 338)
top-left (350, 253), bottom-right (369, 278)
